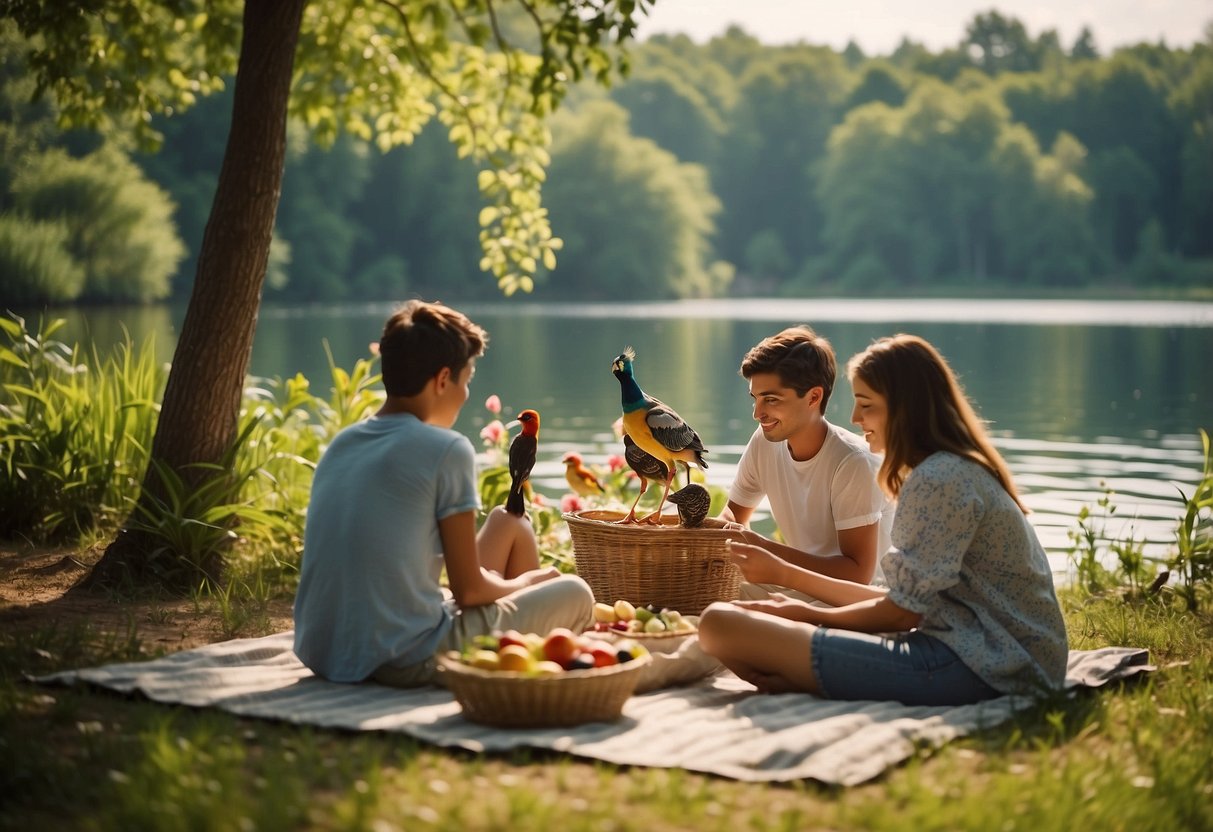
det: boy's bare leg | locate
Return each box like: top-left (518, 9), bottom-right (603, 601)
top-left (476, 505), bottom-right (541, 578)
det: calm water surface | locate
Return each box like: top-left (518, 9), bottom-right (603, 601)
top-left (51, 298), bottom-right (1213, 579)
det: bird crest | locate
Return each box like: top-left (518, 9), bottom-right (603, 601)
top-left (613, 346), bottom-right (636, 373)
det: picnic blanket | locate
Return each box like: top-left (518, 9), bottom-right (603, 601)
top-left (36, 633), bottom-right (1153, 785)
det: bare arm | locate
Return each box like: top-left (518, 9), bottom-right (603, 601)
top-left (736, 592), bottom-right (921, 633)
top-left (722, 500), bottom-right (755, 527)
top-left (440, 510), bottom-right (557, 608)
top-left (726, 539), bottom-right (885, 607)
top-left (730, 521), bottom-right (879, 584)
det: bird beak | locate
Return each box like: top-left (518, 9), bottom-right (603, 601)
top-left (504, 418), bottom-right (521, 430)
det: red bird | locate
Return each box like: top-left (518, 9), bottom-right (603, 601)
top-left (505, 409), bottom-right (540, 516)
top-left (562, 452), bottom-right (604, 498)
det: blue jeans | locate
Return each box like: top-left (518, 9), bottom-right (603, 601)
top-left (811, 627), bottom-right (1000, 706)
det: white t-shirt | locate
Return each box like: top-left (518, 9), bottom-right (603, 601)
top-left (728, 421), bottom-right (893, 577)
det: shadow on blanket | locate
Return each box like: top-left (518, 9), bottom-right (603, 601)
top-left (33, 631), bottom-right (1155, 785)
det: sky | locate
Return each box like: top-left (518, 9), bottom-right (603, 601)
top-left (633, 0), bottom-right (1212, 55)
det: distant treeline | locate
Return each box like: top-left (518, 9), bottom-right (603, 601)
top-left (2, 13), bottom-right (1210, 304)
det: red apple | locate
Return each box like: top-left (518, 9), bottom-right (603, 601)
top-left (497, 629), bottom-right (528, 650)
top-left (588, 646), bottom-right (618, 667)
top-left (542, 628), bottom-right (580, 666)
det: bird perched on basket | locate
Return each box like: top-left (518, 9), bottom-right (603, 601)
top-left (667, 482), bottom-right (711, 528)
top-left (620, 434), bottom-right (670, 524)
top-left (562, 452), bottom-right (604, 498)
top-left (505, 409), bottom-right (540, 516)
top-left (611, 346), bottom-right (708, 522)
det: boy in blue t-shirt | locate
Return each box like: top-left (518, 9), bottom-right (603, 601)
top-left (293, 300), bottom-right (594, 687)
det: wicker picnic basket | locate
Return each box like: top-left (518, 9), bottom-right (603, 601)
top-left (563, 509), bottom-right (742, 613)
top-left (437, 652), bottom-right (652, 728)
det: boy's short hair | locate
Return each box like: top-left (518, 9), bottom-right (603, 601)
top-left (379, 300), bottom-right (487, 397)
top-left (740, 325), bottom-right (836, 411)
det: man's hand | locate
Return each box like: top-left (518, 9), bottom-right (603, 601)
top-left (523, 566), bottom-right (561, 586)
top-left (726, 539), bottom-right (789, 586)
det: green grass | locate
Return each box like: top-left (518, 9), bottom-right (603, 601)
top-left (2, 591), bottom-right (1211, 832)
top-left (3, 319), bottom-right (1210, 830)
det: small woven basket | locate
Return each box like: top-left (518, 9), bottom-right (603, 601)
top-left (563, 510), bottom-right (742, 613)
top-left (592, 627), bottom-right (695, 655)
top-left (437, 652), bottom-right (652, 728)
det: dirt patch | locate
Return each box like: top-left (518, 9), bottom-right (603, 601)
top-left (0, 542), bottom-right (293, 652)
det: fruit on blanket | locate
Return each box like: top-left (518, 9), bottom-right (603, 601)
top-left (643, 616), bottom-right (667, 634)
top-left (497, 630), bottom-right (528, 650)
top-left (567, 653), bottom-right (596, 671)
top-left (587, 601), bottom-right (698, 635)
top-left (497, 644), bottom-right (534, 673)
top-left (452, 628), bottom-right (649, 676)
top-left (542, 628), bottom-right (580, 666)
top-left (583, 639), bottom-right (619, 668)
top-left (470, 649), bottom-right (500, 670)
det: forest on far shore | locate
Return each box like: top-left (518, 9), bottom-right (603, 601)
top-left (2, 12), bottom-right (1211, 305)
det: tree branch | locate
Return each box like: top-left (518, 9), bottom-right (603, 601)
top-left (376, 0), bottom-right (481, 141)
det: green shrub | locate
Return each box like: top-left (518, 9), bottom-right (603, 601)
top-left (11, 146), bottom-right (185, 303)
top-left (0, 312), bottom-right (162, 541)
top-left (0, 213), bottom-right (85, 304)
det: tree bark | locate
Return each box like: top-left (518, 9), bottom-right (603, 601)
top-left (86, 0), bottom-right (308, 591)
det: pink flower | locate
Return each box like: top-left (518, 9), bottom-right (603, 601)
top-left (606, 454), bottom-right (626, 473)
top-left (561, 494), bottom-right (584, 513)
top-left (532, 492), bottom-right (546, 507)
top-left (484, 394), bottom-right (502, 414)
top-left (368, 341), bottom-right (380, 356)
top-left (611, 417), bottom-right (624, 439)
top-left (479, 420), bottom-right (505, 445)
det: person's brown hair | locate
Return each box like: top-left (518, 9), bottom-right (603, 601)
top-left (378, 300), bottom-right (487, 397)
top-left (846, 334), bottom-right (1026, 512)
top-left (740, 325), bottom-right (836, 411)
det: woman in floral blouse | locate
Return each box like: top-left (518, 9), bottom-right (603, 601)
top-left (700, 334), bottom-right (1068, 705)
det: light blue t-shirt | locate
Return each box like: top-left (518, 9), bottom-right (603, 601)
top-left (883, 452), bottom-right (1069, 695)
top-left (293, 413), bottom-right (480, 682)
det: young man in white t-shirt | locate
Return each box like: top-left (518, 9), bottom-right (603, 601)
top-left (722, 326), bottom-right (892, 595)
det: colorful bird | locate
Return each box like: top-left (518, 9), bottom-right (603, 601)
top-left (505, 409), bottom-right (540, 516)
top-left (620, 434), bottom-right (669, 523)
top-left (668, 482), bottom-right (711, 528)
top-left (611, 347), bottom-right (708, 523)
top-left (562, 452), bottom-right (604, 498)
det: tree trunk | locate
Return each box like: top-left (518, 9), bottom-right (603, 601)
top-left (86, 0), bottom-right (307, 591)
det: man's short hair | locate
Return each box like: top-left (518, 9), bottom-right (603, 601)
top-left (378, 300), bottom-right (487, 397)
top-left (739, 325), bottom-right (836, 411)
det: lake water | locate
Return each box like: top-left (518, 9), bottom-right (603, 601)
top-left (44, 297), bottom-right (1213, 579)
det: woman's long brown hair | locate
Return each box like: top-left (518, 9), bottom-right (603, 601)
top-left (846, 334), bottom-right (1027, 513)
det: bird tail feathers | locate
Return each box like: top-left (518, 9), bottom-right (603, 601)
top-left (504, 484), bottom-right (526, 516)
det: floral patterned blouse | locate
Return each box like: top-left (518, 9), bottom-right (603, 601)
top-left (883, 451), bottom-right (1069, 694)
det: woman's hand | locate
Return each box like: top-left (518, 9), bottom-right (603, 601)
top-left (725, 539), bottom-right (789, 586)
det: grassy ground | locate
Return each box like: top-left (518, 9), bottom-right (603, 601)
top-left (2, 545), bottom-right (1212, 832)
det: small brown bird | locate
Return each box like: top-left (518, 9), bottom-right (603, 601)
top-left (562, 452), bottom-right (604, 498)
top-left (620, 434), bottom-right (670, 524)
top-left (668, 482), bottom-right (711, 528)
top-left (505, 409), bottom-right (540, 516)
